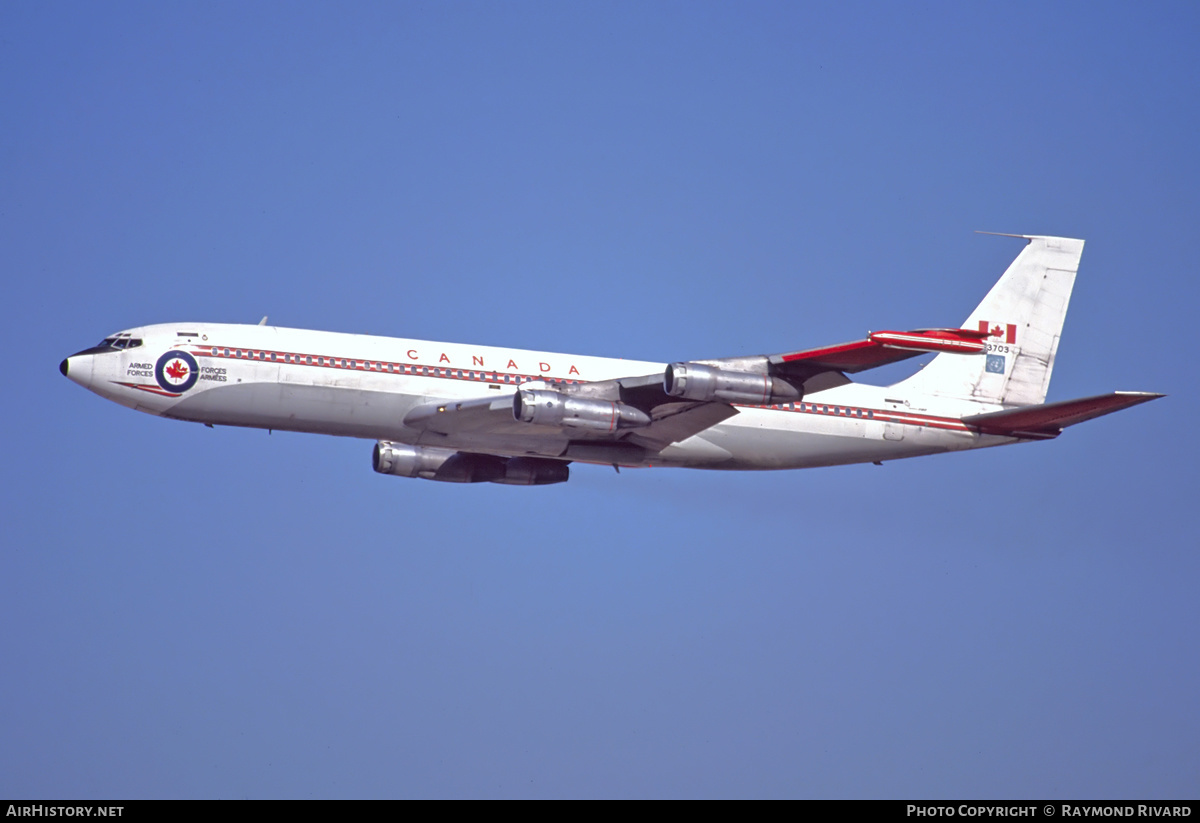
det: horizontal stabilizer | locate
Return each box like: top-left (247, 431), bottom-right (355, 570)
top-left (963, 391), bottom-right (1164, 439)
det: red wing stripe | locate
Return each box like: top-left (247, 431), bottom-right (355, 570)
top-left (868, 330), bottom-right (987, 354)
top-left (779, 339), bottom-right (877, 362)
top-left (778, 328), bottom-right (985, 370)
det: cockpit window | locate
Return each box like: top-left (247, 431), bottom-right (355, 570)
top-left (72, 333), bottom-right (144, 358)
top-left (95, 334), bottom-right (143, 351)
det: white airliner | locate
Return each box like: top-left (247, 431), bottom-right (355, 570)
top-left (61, 235), bottom-right (1161, 486)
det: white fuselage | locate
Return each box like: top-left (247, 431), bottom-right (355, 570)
top-left (63, 322), bottom-right (1013, 471)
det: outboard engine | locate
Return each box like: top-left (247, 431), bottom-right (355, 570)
top-left (664, 362), bottom-right (802, 405)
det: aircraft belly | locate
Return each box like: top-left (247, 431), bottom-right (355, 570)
top-left (160, 377), bottom-right (982, 470)
top-left (165, 381), bottom-right (421, 441)
top-left (656, 435), bottom-right (734, 467)
top-left (659, 412), bottom-right (975, 469)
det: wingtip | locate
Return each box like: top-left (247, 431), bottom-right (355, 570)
top-left (974, 230), bottom-right (1029, 239)
top-left (1114, 391), bottom-right (1166, 399)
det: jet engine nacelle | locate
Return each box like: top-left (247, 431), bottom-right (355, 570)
top-left (514, 389), bottom-right (651, 432)
top-left (373, 442), bottom-right (569, 485)
top-left (373, 441), bottom-right (456, 480)
top-left (664, 362), bottom-right (802, 405)
top-left (493, 457), bottom-right (570, 486)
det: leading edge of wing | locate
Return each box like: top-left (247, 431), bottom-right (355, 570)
top-left (769, 328), bottom-right (990, 375)
top-left (403, 394), bottom-right (529, 436)
top-left (962, 391), bottom-right (1165, 439)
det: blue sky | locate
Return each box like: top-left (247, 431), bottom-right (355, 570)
top-left (2, 1), bottom-right (1197, 798)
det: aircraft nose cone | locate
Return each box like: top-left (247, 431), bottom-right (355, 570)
top-left (61, 354), bottom-right (94, 389)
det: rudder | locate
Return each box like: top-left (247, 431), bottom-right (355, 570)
top-left (893, 235), bottom-right (1084, 406)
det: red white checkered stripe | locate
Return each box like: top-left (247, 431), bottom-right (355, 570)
top-left (189, 344), bottom-right (581, 387)
top-left (758, 400), bottom-right (971, 432)
top-left (190, 344), bottom-right (973, 433)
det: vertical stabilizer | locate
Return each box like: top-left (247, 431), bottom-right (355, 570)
top-left (893, 235), bottom-right (1084, 406)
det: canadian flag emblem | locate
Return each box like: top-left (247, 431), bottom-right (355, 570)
top-left (979, 321), bottom-right (1017, 344)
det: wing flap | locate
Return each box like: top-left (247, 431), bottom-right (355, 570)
top-left (624, 401), bottom-right (739, 452)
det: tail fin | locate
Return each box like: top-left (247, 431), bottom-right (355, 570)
top-left (893, 234), bottom-right (1084, 406)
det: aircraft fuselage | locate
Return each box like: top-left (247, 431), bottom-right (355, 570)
top-left (62, 237), bottom-right (1161, 484)
top-left (61, 322), bottom-right (997, 471)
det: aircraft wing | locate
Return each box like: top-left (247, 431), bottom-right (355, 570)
top-left (403, 394), bottom-right (531, 437)
top-left (619, 398), bottom-right (739, 452)
top-left (402, 373), bottom-right (738, 454)
top-left (402, 328), bottom-right (991, 455)
top-left (766, 328), bottom-right (989, 378)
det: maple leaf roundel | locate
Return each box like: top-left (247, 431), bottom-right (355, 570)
top-left (154, 350), bottom-right (200, 394)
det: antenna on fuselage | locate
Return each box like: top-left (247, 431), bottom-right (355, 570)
top-left (258, 316), bottom-right (268, 326)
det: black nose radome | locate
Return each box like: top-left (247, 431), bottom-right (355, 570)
top-left (59, 358), bottom-right (69, 377)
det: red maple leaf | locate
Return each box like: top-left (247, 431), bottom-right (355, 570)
top-left (990, 324), bottom-right (1003, 337)
top-left (165, 359), bottom-right (189, 380)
